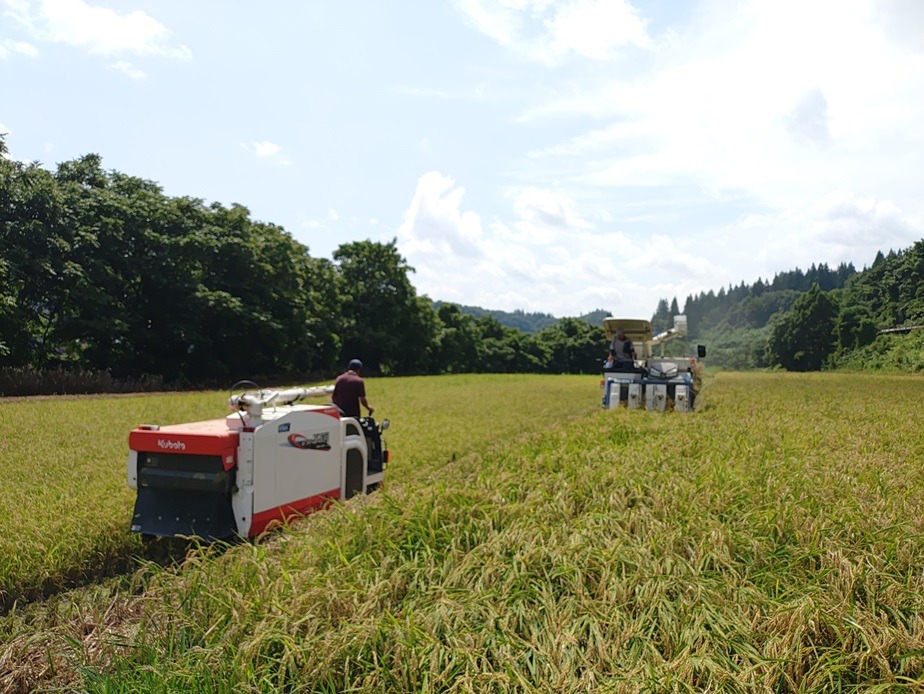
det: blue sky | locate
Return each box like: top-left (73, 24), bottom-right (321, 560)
top-left (2, 0), bottom-right (923, 319)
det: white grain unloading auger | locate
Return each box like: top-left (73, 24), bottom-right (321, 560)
top-left (601, 315), bottom-right (706, 412)
top-left (127, 381), bottom-right (389, 541)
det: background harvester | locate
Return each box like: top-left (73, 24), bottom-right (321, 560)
top-left (602, 315), bottom-right (706, 412)
top-left (127, 382), bottom-right (389, 541)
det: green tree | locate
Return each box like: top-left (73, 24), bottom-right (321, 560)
top-left (333, 239), bottom-right (433, 374)
top-left (535, 317), bottom-right (606, 373)
top-left (0, 152), bottom-right (72, 368)
top-left (2, 143), bottom-right (344, 384)
top-left (767, 284), bottom-right (839, 371)
top-left (835, 304), bottom-right (878, 352)
top-left (178, 203), bottom-right (338, 380)
top-left (651, 298), bottom-right (671, 334)
top-left (432, 303), bottom-right (480, 373)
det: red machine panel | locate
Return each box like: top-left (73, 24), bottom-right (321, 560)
top-left (129, 419), bottom-right (239, 470)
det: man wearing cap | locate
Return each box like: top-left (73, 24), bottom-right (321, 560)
top-left (332, 359), bottom-right (374, 419)
top-left (607, 327), bottom-right (637, 371)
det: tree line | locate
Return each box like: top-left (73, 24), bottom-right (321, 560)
top-left (5, 136), bottom-right (919, 391)
top-left (0, 141), bottom-right (609, 391)
top-left (651, 248), bottom-right (924, 372)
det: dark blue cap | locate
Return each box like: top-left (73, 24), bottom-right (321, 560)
top-left (348, 359), bottom-right (363, 370)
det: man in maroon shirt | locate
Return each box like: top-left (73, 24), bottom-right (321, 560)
top-left (332, 359), bottom-right (374, 419)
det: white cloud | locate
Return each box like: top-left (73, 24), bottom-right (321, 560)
top-left (544, 0), bottom-right (651, 59)
top-left (249, 140), bottom-right (292, 165)
top-left (4, 0), bottom-right (191, 58)
top-left (328, 208), bottom-right (339, 222)
top-left (398, 171), bottom-right (486, 260)
top-left (520, 0), bottom-right (924, 218)
top-left (512, 186), bottom-right (591, 227)
top-left (110, 60), bottom-right (145, 80)
top-left (396, 167), bottom-right (924, 318)
top-left (252, 141), bottom-right (280, 157)
top-left (397, 171), bottom-right (684, 316)
top-left (0, 38), bottom-right (38, 57)
top-left (453, 0), bottom-right (652, 64)
top-left (729, 192), bottom-right (923, 277)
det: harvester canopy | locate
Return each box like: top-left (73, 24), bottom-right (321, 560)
top-left (603, 318), bottom-right (653, 357)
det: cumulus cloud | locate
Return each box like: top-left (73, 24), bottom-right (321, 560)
top-left (0, 38), bottom-right (38, 58)
top-left (395, 171), bottom-right (714, 316)
top-left (395, 166), bottom-right (924, 318)
top-left (544, 0), bottom-right (651, 59)
top-left (397, 171), bottom-right (486, 259)
top-left (247, 141), bottom-right (292, 168)
top-left (111, 60), bottom-right (145, 80)
top-left (498, 187), bottom-right (594, 244)
top-left (252, 141), bottom-right (280, 157)
top-left (732, 192), bottom-right (923, 276)
top-left (519, 0), bottom-right (924, 221)
top-left (4, 0), bottom-right (191, 58)
top-left (453, 0), bottom-right (652, 64)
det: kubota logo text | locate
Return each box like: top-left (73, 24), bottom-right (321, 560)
top-left (157, 439), bottom-right (186, 451)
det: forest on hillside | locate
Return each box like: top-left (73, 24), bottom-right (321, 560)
top-left (653, 246), bottom-right (924, 371)
top-left (3, 136), bottom-right (923, 394)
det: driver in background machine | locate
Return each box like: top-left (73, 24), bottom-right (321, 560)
top-left (607, 327), bottom-right (637, 371)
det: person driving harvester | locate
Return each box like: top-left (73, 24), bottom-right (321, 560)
top-left (606, 327), bottom-right (637, 371)
top-left (332, 359), bottom-right (374, 419)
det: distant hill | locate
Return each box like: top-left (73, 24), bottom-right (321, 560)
top-left (577, 309), bottom-right (611, 327)
top-left (432, 303), bottom-right (558, 333)
top-left (432, 303), bottom-right (612, 333)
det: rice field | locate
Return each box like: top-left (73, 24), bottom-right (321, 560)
top-left (0, 374), bottom-right (596, 610)
top-left (4, 371), bottom-right (924, 692)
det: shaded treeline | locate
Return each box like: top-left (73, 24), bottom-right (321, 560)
top-left (0, 141), bottom-right (605, 393)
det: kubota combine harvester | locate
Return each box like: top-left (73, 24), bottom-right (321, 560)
top-left (601, 315), bottom-right (706, 412)
top-left (127, 382), bottom-right (389, 541)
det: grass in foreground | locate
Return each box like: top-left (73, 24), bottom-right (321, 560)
top-left (4, 371), bottom-right (924, 692)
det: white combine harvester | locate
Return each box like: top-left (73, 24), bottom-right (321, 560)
top-left (601, 315), bottom-right (705, 412)
top-left (127, 382), bottom-right (389, 541)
